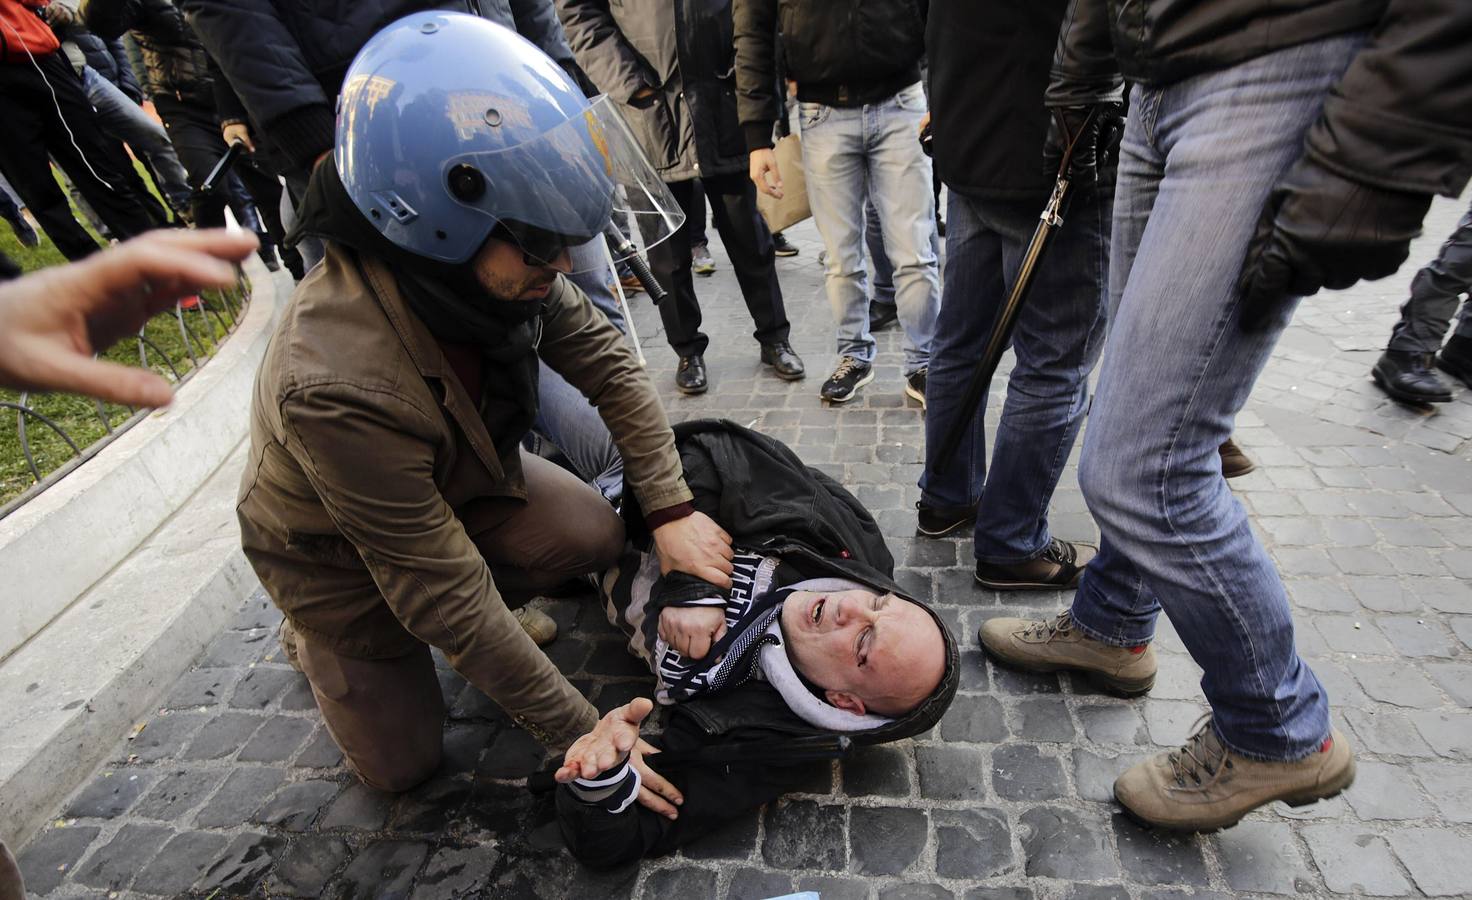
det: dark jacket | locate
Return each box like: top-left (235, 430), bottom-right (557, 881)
top-left (43, 1), bottom-right (144, 100)
top-left (1047, 0), bottom-right (1472, 199)
top-left (734, 0), bottom-right (926, 151)
top-left (82, 0), bottom-right (212, 104)
top-left (179, 0), bottom-right (582, 172)
top-left (558, 419), bottom-right (960, 866)
top-left (927, 0), bottom-right (1067, 200)
top-left (556, 0), bottom-right (750, 182)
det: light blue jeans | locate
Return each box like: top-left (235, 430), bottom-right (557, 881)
top-left (800, 82), bottom-right (940, 375)
top-left (1071, 34), bottom-right (1368, 761)
top-left (81, 67), bottom-right (193, 214)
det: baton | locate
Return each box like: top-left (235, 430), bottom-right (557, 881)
top-left (527, 734), bottom-right (851, 795)
top-left (930, 108), bottom-right (1099, 476)
top-left (604, 224), bottom-right (669, 305)
top-left (197, 140), bottom-right (246, 198)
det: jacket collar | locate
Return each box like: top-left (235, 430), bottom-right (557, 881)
top-left (343, 244), bottom-right (508, 482)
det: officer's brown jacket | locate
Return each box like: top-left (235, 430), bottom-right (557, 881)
top-left (237, 242), bottom-right (692, 750)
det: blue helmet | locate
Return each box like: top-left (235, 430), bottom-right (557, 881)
top-left (337, 11), bottom-right (680, 267)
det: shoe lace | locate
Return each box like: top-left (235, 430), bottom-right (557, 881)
top-left (831, 357), bottom-right (863, 381)
top-left (1168, 715), bottom-right (1231, 787)
top-left (1021, 611), bottom-right (1075, 642)
top-left (1040, 539), bottom-right (1078, 567)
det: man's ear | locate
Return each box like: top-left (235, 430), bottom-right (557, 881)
top-left (826, 690), bottom-right (867, 716)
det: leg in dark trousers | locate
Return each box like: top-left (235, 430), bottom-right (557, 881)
top-left (0, 55), bottom-right (156, 259)
top-left (153, 95), bottom-right (235, 227)
top-left (647, 179), bottom-right (707, 358)
top-left (702, 171), bottom-right (791, 348)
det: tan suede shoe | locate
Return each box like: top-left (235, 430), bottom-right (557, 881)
top-left (978, 611), bottom-right (1156, 696)
top-left (513, 606), bottom-right (558, 647)
top-left (1115, 716), bottom-right (1355, 832)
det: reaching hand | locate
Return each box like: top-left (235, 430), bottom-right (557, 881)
top-left (554, 698), bottom-right (684, 819)
top-left (658, 605), bottom-right (727, 659)
top-left (0, 230), bottom-right (259, 407)
top-left (652, 510), bottom-right (734, 588)
top-left (221, 122), bottom-right (256, 153)
top-left (749, 148), bottom-right (784, 200)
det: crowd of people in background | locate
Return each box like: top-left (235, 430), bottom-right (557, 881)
top-left (1, 0), bottom-right (1470, 890)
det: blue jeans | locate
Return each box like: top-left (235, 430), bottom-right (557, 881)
top-left (1070, 34), bottom-right (1366, 762)
top-left (801, 82), bottom-right (940, 374)
top-left (82, 67), bottom-right (193, 214)
top-left (920, 187), bottom-right (1111, 562)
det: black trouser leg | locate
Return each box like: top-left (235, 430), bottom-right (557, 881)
top-left (704, 171), bottom-right (791, 347)
top-left (154, 95), bottom-right (232, 228)
top-left (27, 54), bottom-right (157, 242)
top-left (0, 61), bottom-right (105, 259)
top-left (647, 179), bottom-right (707, 358)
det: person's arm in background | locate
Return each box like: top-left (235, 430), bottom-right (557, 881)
top-left (105, 34), bottom-right (143, 102)
top-left (1239, 0), bottom-right (1472, 328)
top-left (1040, 0), bottom-right (1125, 188)
top-left (732, 0), bottom-right (782, 197)
top-left (177, 0), bottom-right (333, 170)
top-left (0, 230), bottom-right (258, 406)
top-left (207, 55), bottom-right (255, 152)
top-left (553, 0), bottom-right (658, 105)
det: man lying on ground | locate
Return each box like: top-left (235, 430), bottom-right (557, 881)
top-left (550, 419), bottom-right (958, 866)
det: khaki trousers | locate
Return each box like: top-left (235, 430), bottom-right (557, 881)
top-left (297, 452), bottom-right (622, 791)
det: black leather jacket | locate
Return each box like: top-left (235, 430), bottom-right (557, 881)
top-left (82, 0), bottom-right (213, 105)
top-left (1046, 0), bottom-right (1472, 198)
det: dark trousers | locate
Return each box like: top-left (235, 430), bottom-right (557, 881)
top-left (0, 53), bottom-right (158, 260)
top-left (1387, 198), bottom-right (1472, 353)
top-left (646, 171), bottom-right (790, 358)
top-left (152, 95), bottom-right (286, 243)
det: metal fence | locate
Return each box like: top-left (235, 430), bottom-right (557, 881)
top-left (0, 274), bottom-right (251, 521)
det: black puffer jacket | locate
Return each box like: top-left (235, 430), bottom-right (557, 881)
top-left (41, 1), bottom-right (144, 100)
top-left (82, 0), bottom-right (212, 104)
top-left (556, 0), bottom-right (750, 182)
top-left (561, 419), bottom-right (960, 866)
top-left (1047, 0), bottom-right (1472, 198)
top-left (734, 0), bottom-right (926, 151)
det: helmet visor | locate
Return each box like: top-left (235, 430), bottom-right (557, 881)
top-left (444, 95), bottom-right (684, 273)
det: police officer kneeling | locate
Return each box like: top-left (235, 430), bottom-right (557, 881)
top-left (237, 13), bottom-right (732, 799)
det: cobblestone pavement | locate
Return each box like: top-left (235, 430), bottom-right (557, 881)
top-left (17, 194), bottom-right (1472, 899)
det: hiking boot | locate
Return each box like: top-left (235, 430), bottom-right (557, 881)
top-left (1115, 716), bottom-right (1355, 832)
top-left (820, 356), bottom-right (874, 403)
top-left (676, 354), bottom-right (708, 394)
top-left (1218, 437), bottom-right (1256, 479)
top-left (905, 368), bottom-right (927, 408)
top-left (1437, 335), bottom-right (1472, 390)
top-left (916, 501), bottom-right (976, 538)
top-left (869, 301), bottom-right (899, 332)
top-left (513, 606), bottom-right (558, 647)
top-left (1373, 349), bottom-right (1452, 404)
top-left (975, 538), bottom-right (1096, 590)
top-left (691, 242), bottom-right (716, 275)
top-left (978, 611), bottom-right (1156, 696)
top-left (772, 231), bottom-right (799, 257)
top-left (760, 341), bottom-right (806, 380)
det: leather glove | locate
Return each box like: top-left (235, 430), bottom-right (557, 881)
top-left (1238, 157), bottom-right (1431, 332)
top-left (1043, 103), bottom-right (1124, 184)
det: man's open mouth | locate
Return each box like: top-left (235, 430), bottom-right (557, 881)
top-left (810, 596), bottom-right (826, 626)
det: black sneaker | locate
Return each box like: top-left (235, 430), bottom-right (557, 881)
top-left (905, 368), bottom-right (927, 408)
top-left (916, 501), bottom-right (976, 537)
top-left (869, 301), bottom-right (899, 332)
top-left (820, 356), bottom-right (873, 403)
top-left (772, 231), bottom-right (799, 257)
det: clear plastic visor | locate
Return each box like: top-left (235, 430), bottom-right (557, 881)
top-left (445, 95), bottom-right (684, 274)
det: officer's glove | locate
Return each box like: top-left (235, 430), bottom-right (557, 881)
top-left (1239, 158), bottom-right (1431, 332)
top-left (1043, 103), bottom-right (1124, 185)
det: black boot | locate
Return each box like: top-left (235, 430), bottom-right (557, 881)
top-left (760, 341), bottom-right (805, 380)
top-left (1372, 350), bottom-right (1452, 404)
top-left (676, 354), bottom-right (708, 395)
top-left (1437, 335), bottom-right (1472, 390)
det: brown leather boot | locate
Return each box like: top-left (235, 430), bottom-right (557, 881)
top-left (978, 611), bottom-right (1156, 696)
top-left (1218, 437), bottom-right (1256, 478)
top-left (1115, 716), bottom-right (1355, 832)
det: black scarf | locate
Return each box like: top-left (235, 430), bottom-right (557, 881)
top-left (291, 161), bottom-right (542, 460)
